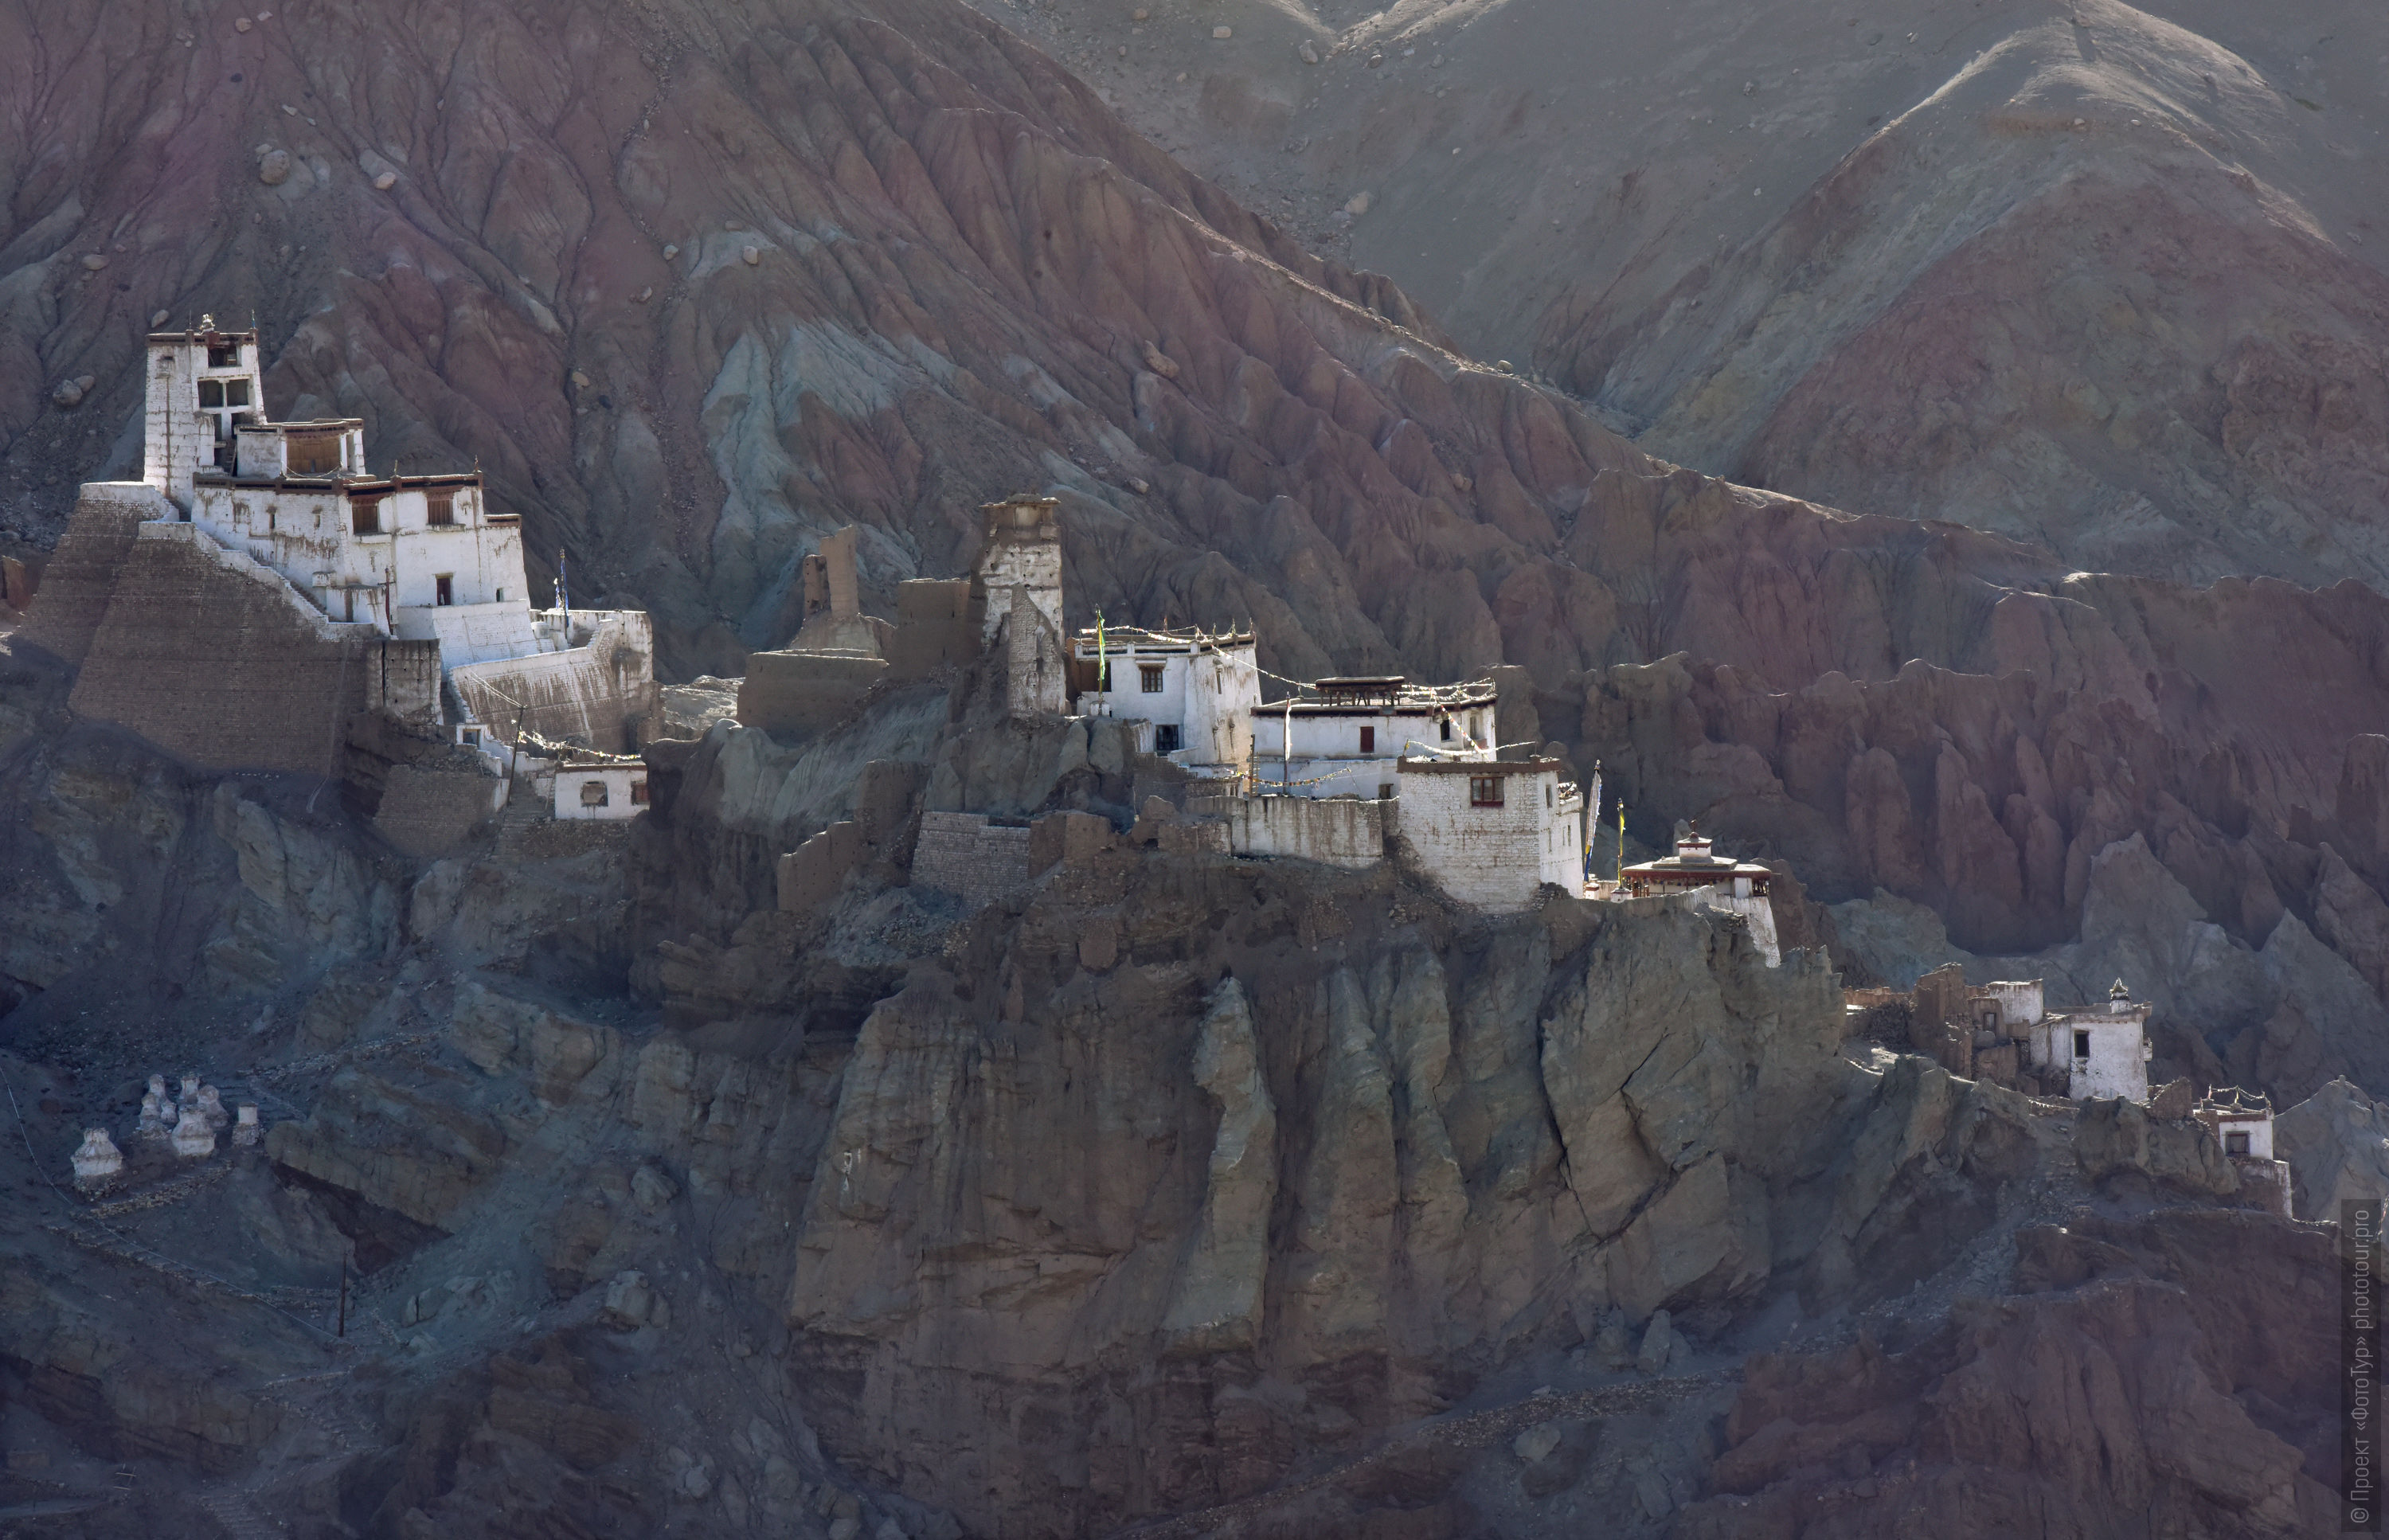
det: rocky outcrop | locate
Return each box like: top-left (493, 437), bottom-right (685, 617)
top-left (1686, 1208), bottom-right (2338, 1536)
top-left (2278, 1078), bottom-right (2389, 1222)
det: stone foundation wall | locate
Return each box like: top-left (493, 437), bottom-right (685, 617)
top-left (68, 522), bottom-right (382, 777)
top-left (1187, 792), bottom-right (1386, 870)
top-left (373, 764), bottom-right (504, 857)
top-left (17, 482), bottom-right (171, 666)
top-left (910, 811), bottom-right (1032, 906)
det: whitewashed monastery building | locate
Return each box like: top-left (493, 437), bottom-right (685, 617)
top-left (22, 319), bottom-right (654, 788)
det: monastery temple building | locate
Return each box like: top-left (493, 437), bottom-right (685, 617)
top-left (21, 320), bottom-right (655, 791)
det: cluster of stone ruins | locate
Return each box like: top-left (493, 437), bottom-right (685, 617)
top-left (753, 496), bottom-right (1596, 915)
top-left (71, 1070), bottom-right (258, 1190)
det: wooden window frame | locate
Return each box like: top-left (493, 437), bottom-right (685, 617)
top-left (1469, 776), bottom-right (1504, 807)
top-left (1140, 663), bottom-right (1165, 694)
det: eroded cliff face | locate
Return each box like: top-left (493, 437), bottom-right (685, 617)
top-left (0, 655), bottom-right (2352, 1537)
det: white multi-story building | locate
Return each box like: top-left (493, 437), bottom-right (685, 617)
top-left (1073, 624), bottom-right (1258, 772)
top-left (1249, 676), bottom-right (1499, 798)
top-left (2026, 980), bottom-right (2152, 1102)
top-left (1394, 756), bottom-right (1584, 913)
top-left (126, 319), bottom-right (651, 749)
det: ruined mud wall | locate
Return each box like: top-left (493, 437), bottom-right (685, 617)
top-left (734, 651), bottom-right (887, 739)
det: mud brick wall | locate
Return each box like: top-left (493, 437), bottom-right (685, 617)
top-left (68, 522), bottom-right (374, 777)
top-left (909, 811), bottom-right (1031, 907)
top-left (17, 483), bottom-right (171, 666)
top-left (735, 651), bottom-right (887, 737)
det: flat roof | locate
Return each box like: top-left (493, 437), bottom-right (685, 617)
top-left (236, 418), bottom-right (366, 431)
top-left (1395, 756), bottom-right (1561, 775)
top-left (1255, 692), bottom-right (1496, 715)
top-left (147, 329), bottom-right (260, 344)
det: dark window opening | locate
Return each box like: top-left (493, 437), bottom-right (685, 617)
top-left (426, 490), bottom-right (455, 526)
top-left (1378, 783), bottom-right (1394, 801)
top-left (435, 574), bottom-right (453, 607)
top-left (197, 379), bottom-right (225, 408)
top-left (342, 589), bottom-right (355, 622)
top-left (207, 344), bottom-right (238, 369)
top-left (351, 500), bottom-right (381, 535)
top-left (1359, 725), bottom-right (1375, 753)
top-left (630, 780), bottom-right (651, 807)
top-left (1155, 724), bottom-right (1181, 753)
top-left (1440, 717), bottom-right (1453, 742)
top-left (1545, 784), bottom-right (1554, 807)
top-left (2073, 1030), bottom-right (2091, 1059)
top-left (1470, 776), bottom-right (1504, 807)
top-left (225, 379), bottom-right (251, 407)
top-left (1140, 664), bottom-right (1165, 693)
top-left (581, 780), bottom-right (609, 807)
top-left (2224, 1131), bottom-right (2250, 1156)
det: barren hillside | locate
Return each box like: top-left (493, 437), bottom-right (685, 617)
top-left (969, 0), bottom-right (2389, 588)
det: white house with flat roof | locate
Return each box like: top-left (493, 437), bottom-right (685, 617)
top-left (1073, 623), bottom-right (1258, 773)
top-left (1249, 676), bottom-right (1499, 798)
top-left (2027, 979), bottom-right (2152, 1102)
top-left (1394, 756), bottom-right (1583, 912)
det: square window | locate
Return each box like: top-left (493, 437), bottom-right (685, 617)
top-left (350, 500), bottom-right (381, 535)
top-left (435, 574), bottom-right (453, 606)
top-left (1140, 664), bottom-right (1165, 693)
top-left (2224, 1131), bottom-right (2249, 1156)
top-left (1155, 724), bottom-right (1181, 753)
top-left (581, 780), bottom-right (609, 807)
top-left (630, 780), bottom-right (651, 806)
top-left (1470, 776), bottom-right (1504, 807)
top-left (1359, 725), bottom-right (1375, 753)
top-left (225, 378), bottom-right (251, 406)
top-left (197, 379), bottom-right (224, 408)
top-left (1378, 783), bottom-right (1394, 801)
top-left (207, 343), bottom-right (239, 368)
top-left (426, 490), bottom-right (455, 526)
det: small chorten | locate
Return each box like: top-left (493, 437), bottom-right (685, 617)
top-left (72, 1128), bottom-right (124, 1189)
top-left (233, 1104), bottom-right (261, 1147)
top-left (138, 1092), bottom-right (170, 1140)
top-left (196, 1085), bottom-right (228, 1131)
top-left (170, 1104), bottom-right (216, 1159)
